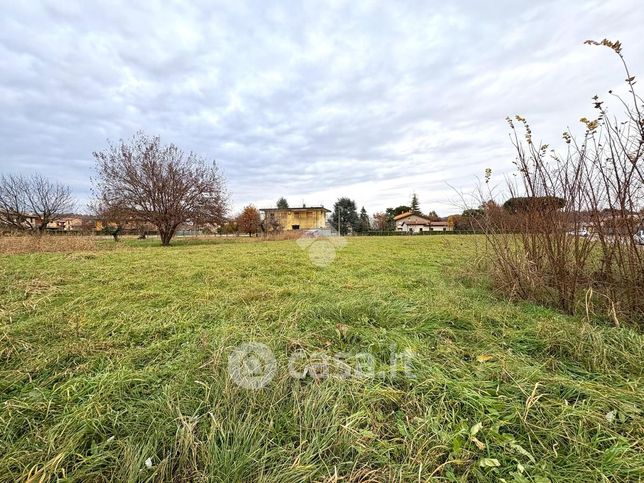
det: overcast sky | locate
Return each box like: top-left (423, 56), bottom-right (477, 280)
top-left (1, 0), bottom-right (642, 216)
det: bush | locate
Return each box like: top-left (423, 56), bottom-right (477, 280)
top-left (480, 40), bottom-right (643, 327)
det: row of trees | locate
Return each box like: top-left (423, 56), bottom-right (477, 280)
top-left (2, 143), bottom-right (459, 241)
top-left (0, 147), bottom-right (494, 245)
top-left (1, 132), bottom-right (229, 245)
top-left (329, 198), bottom-right (370, 235)
top-left (2, 143), bottom-right (538, 242)
top-left (227, 193), bottom-right (454, 237)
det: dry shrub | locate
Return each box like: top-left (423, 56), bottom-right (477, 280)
top-left (0, 234), bottom-right (98, 255)
top-left (481, 40), bottom-right (643, 327)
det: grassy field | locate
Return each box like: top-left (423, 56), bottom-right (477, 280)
top-left (0, 235), bottom-right (642, 482)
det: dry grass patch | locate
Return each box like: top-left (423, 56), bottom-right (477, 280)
top-left (0, 235), bottom-right (98, 255)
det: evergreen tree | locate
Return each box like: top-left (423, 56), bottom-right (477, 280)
top-left (276, 197), bottom-right (289, 209)
top-left (358, 206), bottom-right (371, 233)
top-left (411, 193), bottom-right (420, 214)
top-left (386, 205), bottom-right (410, 217)
top-left (330, 197), bottom-right (359, 235)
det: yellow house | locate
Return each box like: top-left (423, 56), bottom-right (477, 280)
top-left (260, 206), bottom-right (330, 231)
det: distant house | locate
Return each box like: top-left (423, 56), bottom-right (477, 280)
top-left (428, 220), bottom-right (451, 232)
top-left (575, 210), bottom-right (643, 237)
top-left (47, 216), bottom-right (82, 232)
top-left (394, 212), bottom-right (453, 233)
top-left (95, 218), bottom-right (157, 235)
top-left (394, 212), bottom-right (432, 233)
top-left (0, 210), bottom-right (41, 231)
top-left (43, 215), bottom-right (97, 233)
top-left (260, 206), bottom-right (330, 231)
top-left (23, 213), bottom-right (41, 229)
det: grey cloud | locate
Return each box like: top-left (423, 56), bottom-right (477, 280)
top-left (1, 0), bottom-right (642, 216)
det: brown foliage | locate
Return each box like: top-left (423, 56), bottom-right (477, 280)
top-left (372, 212), bottom-right (389, 231)
top-left (236, 205), bottom-right (261, 236)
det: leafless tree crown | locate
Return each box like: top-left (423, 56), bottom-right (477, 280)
top-left (0, 173), bottom-right (74, 232)
top-left (92, 132), bottom-right (228, 245)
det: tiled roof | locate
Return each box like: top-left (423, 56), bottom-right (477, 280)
top-left (393, 211), bottom-right (432, 221)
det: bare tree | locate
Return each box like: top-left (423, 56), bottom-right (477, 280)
top-left (260, 213), bottom-right (282, 234)
top-left (90, 200), bottom-right (128, 242)
top-left (372, 212), bottom-right (389, 231)
top-left (0, 173), bottom-right (74, 233)
top-left (92, 132), bottom-right (228, 246)
top-left (0, 175), bottom-right (27, 231)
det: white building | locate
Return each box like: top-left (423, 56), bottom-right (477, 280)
top-left (428, 220), bottom-right (450, 232)
top-left (394, 212), bottom-right (432, 233)
top-left (394, 212), bottom-right (452, 233)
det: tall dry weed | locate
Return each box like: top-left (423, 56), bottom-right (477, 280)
top-left (0, 234), bottom-right (98, 255)
top-left (481, 40), bottom-right (643, 327)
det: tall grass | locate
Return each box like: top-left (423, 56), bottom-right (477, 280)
top-left (481, 40), bottom-right (643, 327)
top-left (0, 234), bottom-right (98, 255)
top-left (1, 236), bottom-right (642, 481)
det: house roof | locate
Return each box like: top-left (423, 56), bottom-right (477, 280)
top-left (393, 211), bottom-right (432, 221)
top-left (260, 206), bottom-right (331, 213)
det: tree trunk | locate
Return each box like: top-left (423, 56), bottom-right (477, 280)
top-left (156, 221), bottom-right (180, 246)
top-left (159, 226), bottom-right (177, 246)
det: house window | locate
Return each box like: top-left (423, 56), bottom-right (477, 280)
top-left (419, 228), bottom-right (423, 232)
top-left (292, 224), bottom-right (300, 230)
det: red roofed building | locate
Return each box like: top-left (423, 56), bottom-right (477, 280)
top-left (394, 212), bottom-right (452, 233)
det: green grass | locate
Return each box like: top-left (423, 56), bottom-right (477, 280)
top-left (0, 236), bottom-right (642, 482)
